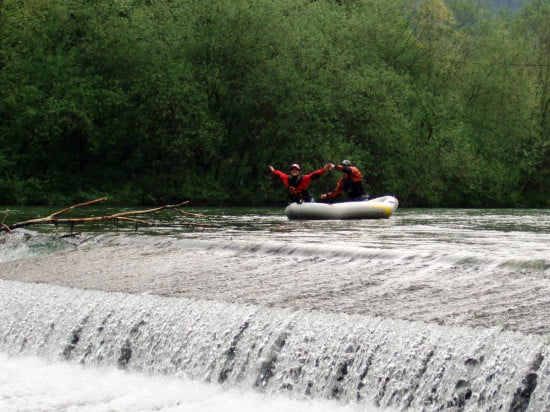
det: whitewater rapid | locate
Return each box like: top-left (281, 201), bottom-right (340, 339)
top-left (1, 232), bottom-right (548, 334)
top-left (1, 280), bottom-right (547, 411)
top-left (1, 208), bottom-right (549, 411)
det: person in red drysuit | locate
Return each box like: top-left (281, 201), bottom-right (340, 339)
top-left (269, 162), bottom-right (334, 203)
top-left (320, 159), bottom-right (368, 201)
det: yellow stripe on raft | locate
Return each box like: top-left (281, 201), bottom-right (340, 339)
top-left (369, 204), bottom-right (394, 216)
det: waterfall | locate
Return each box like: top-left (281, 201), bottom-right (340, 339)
top-left (1, 280), bottom-right (547, 411)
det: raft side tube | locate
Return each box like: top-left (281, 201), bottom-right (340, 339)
top-left (285, 196), bottom-right (399, 220)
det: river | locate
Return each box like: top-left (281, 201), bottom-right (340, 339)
top-left (0, 206), bottom-right (549, 411)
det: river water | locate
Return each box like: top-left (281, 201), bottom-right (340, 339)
top-left (0, 207), bottom-right (549, 411)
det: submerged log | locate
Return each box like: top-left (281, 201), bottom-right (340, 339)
top-left (1, 198), bottom-right (211, 233)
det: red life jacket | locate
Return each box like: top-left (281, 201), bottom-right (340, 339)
top-left (272, 168), bottom-right (326, 202)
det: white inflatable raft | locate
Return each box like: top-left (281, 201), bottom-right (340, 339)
top-left (284, 195), bottom-right (399, 220)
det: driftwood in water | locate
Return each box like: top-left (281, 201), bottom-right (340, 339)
top-left (1, 197), bottom-right (212, 233)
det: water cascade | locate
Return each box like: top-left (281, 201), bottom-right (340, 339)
top-left (1, 280), bottom-right (547, 411)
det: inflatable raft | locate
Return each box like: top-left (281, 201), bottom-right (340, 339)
top-left (285, 195), bottom-right (399, 220)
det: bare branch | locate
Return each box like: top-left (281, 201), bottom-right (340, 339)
top-left (105, 201), bottom-right (190, 219)
top-left (1, 198), bottom-right (200, 233)
top-left (171, 208), bottom-right (205, 217)
top-left (49, 197), bottom-right (108, 219)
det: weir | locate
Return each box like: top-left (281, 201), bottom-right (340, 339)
top-left (1, 280), bottom-right (548, 411)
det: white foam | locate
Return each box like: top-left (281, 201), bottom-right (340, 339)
top-left (0, 353), bottom-right (377, 412)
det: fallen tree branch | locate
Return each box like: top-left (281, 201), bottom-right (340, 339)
top-left (171, 208), bottom-right (205, 218)
top-left (49, 197), bottom-right (108, 219)
top-left (1, 198), bottom-right (204, 233)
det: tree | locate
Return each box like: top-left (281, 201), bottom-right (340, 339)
top-left (513, 0), bottom-right (550, 205)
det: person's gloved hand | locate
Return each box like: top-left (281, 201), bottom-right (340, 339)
top-left (320, 193), bottom-right (328, 200)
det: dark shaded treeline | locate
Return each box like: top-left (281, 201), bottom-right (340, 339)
top-left (0, 0), bottom-right (548, 207)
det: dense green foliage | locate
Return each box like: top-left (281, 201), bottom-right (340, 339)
top-left (0, 0), bottom-right (548, 207)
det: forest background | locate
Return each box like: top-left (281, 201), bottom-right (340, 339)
top-left (0, 0), bottom-right (548, 207)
